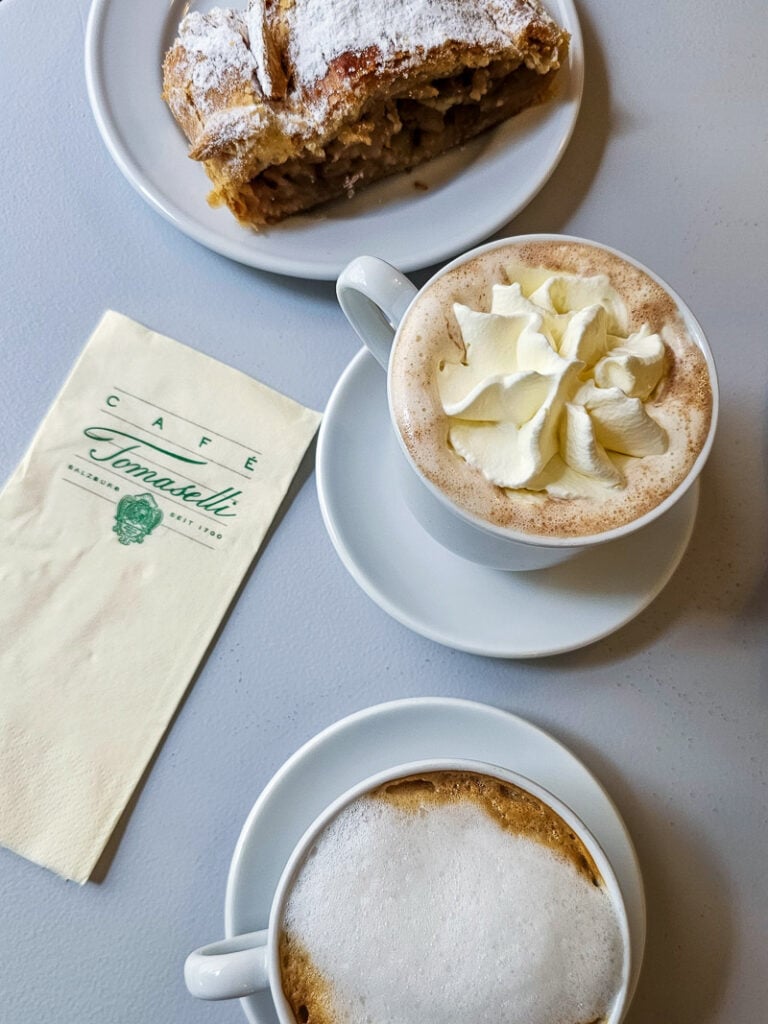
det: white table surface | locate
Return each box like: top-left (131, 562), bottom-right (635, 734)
top-left (1, 0), bottom-right (766, 1021)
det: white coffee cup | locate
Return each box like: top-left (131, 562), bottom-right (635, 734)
top-left (336, 235), bottom-right (719, 571)
top-left (184, 757), bottom-right (633, 1022)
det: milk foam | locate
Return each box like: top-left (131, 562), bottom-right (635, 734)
top-left (282, 797), bottom-right (625, 1024)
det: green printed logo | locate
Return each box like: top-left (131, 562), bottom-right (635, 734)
top-left (83, 427), bottom-right (241, 518)
top-left (113, 492), bottom-right (163, 545)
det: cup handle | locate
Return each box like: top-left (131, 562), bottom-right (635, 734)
top-left (184, 929), bottom-right (269, 1001)
top-left (336, 256), bottom-right (419, 370)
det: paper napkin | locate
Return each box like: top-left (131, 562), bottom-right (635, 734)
top-left (0, 311), bottom-right (321, 882)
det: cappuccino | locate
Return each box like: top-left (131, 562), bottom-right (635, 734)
top-left (389, 240), bottom-right (713, 538)
top-left (279, 770), bottom-right (626, 1024)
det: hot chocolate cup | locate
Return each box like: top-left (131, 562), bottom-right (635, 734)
top-left (184, 758), bottom-right (633, 1022)
top-left (336, 235), bottom-right (718, 571)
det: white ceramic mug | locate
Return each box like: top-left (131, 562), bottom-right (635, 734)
top-left (185, 757), bottom-right (633, 1021)
top-left (336, 234), bottom-right (719, 570)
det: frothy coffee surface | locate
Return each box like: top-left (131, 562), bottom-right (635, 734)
top-left (279, 771), bottom-right (626, 1024)
top-left (390, 240), bottom-right (713, 537)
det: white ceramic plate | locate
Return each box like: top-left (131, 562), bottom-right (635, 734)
top-left (224, 698), bottom-right (646, 1024)
top-left (316, 348), bottom-right (700, 658)
top-left (84, 0), bottom-right (583, 280)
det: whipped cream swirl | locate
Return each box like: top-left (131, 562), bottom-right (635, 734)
top-left (437, 273), bottom-right (668, 498)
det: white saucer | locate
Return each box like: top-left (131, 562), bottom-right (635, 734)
top-left (224, 698), bottom-right (646, 1024)
top-left (84, 0), bottom-right (582, 279)
top-left (316, 349), bottom-right (699, 658)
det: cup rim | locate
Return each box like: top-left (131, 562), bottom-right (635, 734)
top-left (266, 756), bottom-right (633, 1024)
top-left (386, 232), bottom-right (720, 549)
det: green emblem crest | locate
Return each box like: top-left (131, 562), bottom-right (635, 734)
top-left (113, 492), bottom-right (163, 545)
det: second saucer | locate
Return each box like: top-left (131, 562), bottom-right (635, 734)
top-left (316, 348), bottom-right (699, 658)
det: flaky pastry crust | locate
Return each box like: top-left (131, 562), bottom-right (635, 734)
top-left (162, 0), bottom-right (569, 228)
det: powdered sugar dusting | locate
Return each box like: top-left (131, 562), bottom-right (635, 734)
top-left (166, 0), bottom-right (565, 176)
top-left (177, 10), bottom-right (257, 110)
top-left (200, 105), bottom-right (265, 146)
top-left (281, 0), bottom-right (543, 88)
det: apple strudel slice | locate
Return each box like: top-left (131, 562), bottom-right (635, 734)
top-left (162, 0), bottom-right (569, 229)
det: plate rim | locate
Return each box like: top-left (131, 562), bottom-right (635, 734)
top-left (84, 0), bottom-right (584, 280)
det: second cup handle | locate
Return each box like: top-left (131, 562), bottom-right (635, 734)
top-left (184, 929), bottom-right (269, 1001)
top-left (336, 256), bottom-right (419, 370)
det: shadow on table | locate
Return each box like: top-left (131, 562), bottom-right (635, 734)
top-left (549, 730), bottom-right (734, 1024)
top-left (624, 799), bottom-right (734, 1024)
top-left (513, 391), bottom-right (768, 672)
top-left (500, 2), bottom-right (612, 239)
top-left (89, 437), bottom-right (318, 883)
